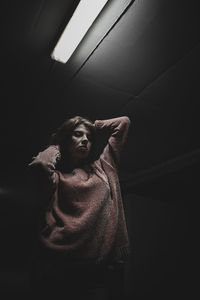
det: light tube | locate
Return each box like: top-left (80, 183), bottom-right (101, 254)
top-left (51, 0), bottom-right (109, 63)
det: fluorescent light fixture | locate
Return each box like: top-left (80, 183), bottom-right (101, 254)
top-left (51, 0), bottom-right (109, 63)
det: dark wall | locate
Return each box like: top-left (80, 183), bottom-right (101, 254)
top-left (123, 162), bottom-right (199, 300)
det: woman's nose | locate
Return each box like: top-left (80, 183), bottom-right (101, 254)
top-left (82, 135), bottom-right (88, 144)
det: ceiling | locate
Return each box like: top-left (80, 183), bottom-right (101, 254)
top-left (1, 0), bottom-right (200, 187)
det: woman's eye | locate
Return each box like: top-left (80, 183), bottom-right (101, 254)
top-left (74, 131), bottom-right (82, 137)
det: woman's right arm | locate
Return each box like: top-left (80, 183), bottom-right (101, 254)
top-left (28, 145), bottom-right (61, 190)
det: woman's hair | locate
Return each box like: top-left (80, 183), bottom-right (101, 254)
top-left (49, 116), bottom-right (96, 165)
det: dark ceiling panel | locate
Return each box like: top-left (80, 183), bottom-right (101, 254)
top-left (77, 0), bottom-right (200, 95)
top-left (1, 0), bottom-right (80, 100)
top-left (120, 42), bottom-right (200, 173)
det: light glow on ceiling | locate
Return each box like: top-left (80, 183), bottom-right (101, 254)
top-left (51, 0), bottom-right (109, 63)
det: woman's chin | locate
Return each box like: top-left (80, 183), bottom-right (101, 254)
top-left (75, 153), bottom-right (89, 161)
top-left (78, 148), bottom-right (89, 157)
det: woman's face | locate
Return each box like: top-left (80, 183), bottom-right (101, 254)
top-left (68, 124), bottom-right (93, 161)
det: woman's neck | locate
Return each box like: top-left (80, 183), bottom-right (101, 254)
top-left (62, 156), bottom-right (85, 172)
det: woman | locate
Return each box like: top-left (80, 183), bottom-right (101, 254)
top-left (28, 115), bottom-right (131, 300)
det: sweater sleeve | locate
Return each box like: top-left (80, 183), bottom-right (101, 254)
top-left (28, 145), bottom-right (61, 188)
top-left (94, 116), bottom-right (131, 168)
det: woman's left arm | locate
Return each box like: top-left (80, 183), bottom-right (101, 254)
top-left (94, 116), bottom-right (131, 168)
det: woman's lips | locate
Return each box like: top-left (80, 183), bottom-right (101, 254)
top-left (78, 146), bottom-right (88, 151)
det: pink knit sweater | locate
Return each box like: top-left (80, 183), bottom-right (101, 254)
top-left (29, 116), bottom-right (131, 264)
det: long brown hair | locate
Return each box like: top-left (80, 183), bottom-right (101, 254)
top-left (49, 116), bottom-right (96, 167)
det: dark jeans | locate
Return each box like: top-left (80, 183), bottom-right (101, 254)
top-left (28, 255), bottom-right (125, 300)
